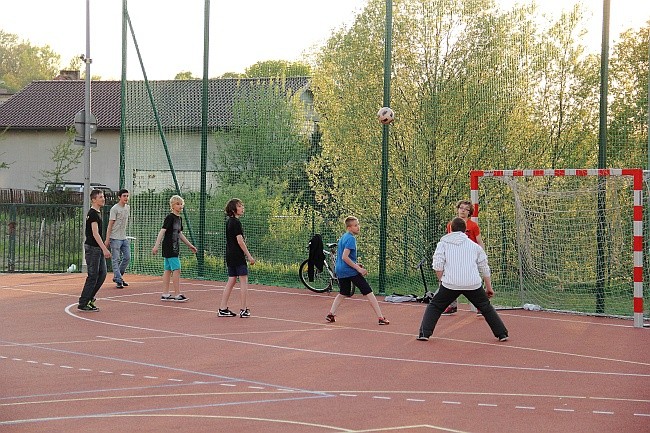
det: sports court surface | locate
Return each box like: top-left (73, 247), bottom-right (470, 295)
top-left (1, 273), bottom-right (649, 432)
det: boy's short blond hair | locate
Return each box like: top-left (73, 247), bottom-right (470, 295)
top-left (169, 195), bottom-right (184, 209)
top-left (344, 216), bottom-right (358, 227)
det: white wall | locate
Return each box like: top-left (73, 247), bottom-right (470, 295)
top-left (0, 130), bottom-right (121, 191)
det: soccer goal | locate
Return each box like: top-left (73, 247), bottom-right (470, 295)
top-left (470, 169), bottom-right (644, 328)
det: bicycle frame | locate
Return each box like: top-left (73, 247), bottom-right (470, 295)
top-left (299, 242), bottom-right (339, 293)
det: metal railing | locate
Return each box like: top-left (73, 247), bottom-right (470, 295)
top-left (1, 204), bottom-right (84, 272)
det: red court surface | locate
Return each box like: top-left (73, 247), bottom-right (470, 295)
top-left (1, 273), bottom-right (649, 432)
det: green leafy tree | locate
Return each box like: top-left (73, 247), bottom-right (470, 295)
top-left (309, 0), bottom-right (601, 270)
top-left (63, 56), bottom-right (100, 80)
top-left (174, 71), bottom-right (198, 80)
top-left (0, 128), bottom-right (11, 169)
top-left (521, 4), bottom-right (597, 169)
top-left (607, 24), bottom-right (649, 168)
top-left (245, 60), bottom-right (311, 78)
top-left (217, 72), bottom-right (246, 79)
top-left (66, 56), bottom-right (83, 72)
top-left (211, 81), bottom-right (309, 194)
top-left (0, 30), bottom-right (61, 92)
top-left (39, 129), bottom-right (84, 189)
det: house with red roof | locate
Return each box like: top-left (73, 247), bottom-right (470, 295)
top-left (0, 76), bottom-right (312, 192)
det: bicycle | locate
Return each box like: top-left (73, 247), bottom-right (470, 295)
top-left (299, 241), bottom-right (339, 293)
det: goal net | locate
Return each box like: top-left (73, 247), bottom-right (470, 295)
top-left (471, 169), bottom-right (644, 327)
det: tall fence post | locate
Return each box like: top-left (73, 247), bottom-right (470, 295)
top-left (8, 204), bottom-right (16, 272)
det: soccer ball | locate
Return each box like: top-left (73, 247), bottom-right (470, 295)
top-left (377, 107), bottom-right (394, 124)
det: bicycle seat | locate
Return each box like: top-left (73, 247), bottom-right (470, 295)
top-left (326, 243), bottom-right (337, 248)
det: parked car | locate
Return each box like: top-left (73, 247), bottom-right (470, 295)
top-left (43, 182), bottom-right (113, 194)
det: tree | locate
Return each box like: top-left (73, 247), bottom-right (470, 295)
top-left (210, 81), bottom-right (309, 192)
top-left (0, 128), bottom-right (11, 169)
top-left (245, 60), bottom-right (311, 78)
top-left (607, 24), bottom-right (649, 168)
top-left (521, 4), bottom-right (597, 169)
top-left (38, 129), bottom-right (84, 189)
top-left (0, 30), bottom-right (61, 92)
top-left (217, 72), bottom-right (246, 79)
top-left (174, 71), bottom-right (198, 80)
top-left (308, 0), bottom-right (603, 271)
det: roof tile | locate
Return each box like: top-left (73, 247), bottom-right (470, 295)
top-left (0, 77), bottom-right (309, 130)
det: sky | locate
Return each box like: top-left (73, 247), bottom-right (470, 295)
top-left (1, 0), bottom-right (649, 81)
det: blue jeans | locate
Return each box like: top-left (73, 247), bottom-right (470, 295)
top-left (109, 238), bottom-right (130, 283)
top-left (419, 284), bottom-right (508, 339)
top-left (79, 244), bottom-right (107, 306)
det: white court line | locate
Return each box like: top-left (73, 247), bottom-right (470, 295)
top-left (0, 341), bottom-right (332, 402)
top-left (1, 284), bottom-right (649, 394)
top-left (97, 335), bottom-right (144, 344)
top-left (56, 304), bottom-right (650, 378)
top-left (3, 284), bottom-right (648, 369)
top-left (3, 281), bottom-right (643, 330)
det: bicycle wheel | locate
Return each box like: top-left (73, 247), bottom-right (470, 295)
top-left (299, 259), bottom-right (333, 293)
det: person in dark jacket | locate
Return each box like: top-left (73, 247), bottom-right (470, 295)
top-left (307, 234), bottom-right (325, 281)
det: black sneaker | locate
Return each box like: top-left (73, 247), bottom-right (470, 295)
top-left (161, 294), bottom-right (174, 301)
top-left (416, 334), bottom-right (429, 341)
top-left (116, 282), bottom-right (124, 289)
top-left (78, 303), bottom-right (98, 312)
top-left (218, 308), bottom-right (237, 317)
top-left (378, 317), bottom-right (390, 325)
top-left (121, 281), bottom-right (129, 287)
top-left (326, 313), bottom-right (336, 323)
top-left (88, 299), bottom-right (98, 310)
top-left (173, 294), bottom-right (188, 302)
top-left (239, 308), bottom-right (250, 318)
top-left (498, 334), bottom-right (509, 342)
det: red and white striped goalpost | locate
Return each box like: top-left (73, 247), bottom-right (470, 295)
top-left (470, 168), bottom-right (644, 328)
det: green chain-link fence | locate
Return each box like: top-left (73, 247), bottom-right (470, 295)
top-left (117, 0), bottom-right (649, 320)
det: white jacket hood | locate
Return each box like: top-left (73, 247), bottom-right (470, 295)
top-left (439, 231), bottom-right (468, 246)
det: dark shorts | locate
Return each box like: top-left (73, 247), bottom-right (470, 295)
top-left (337, 273), bottom-right (372, 296)
top-left (227, 264), bottom-right (248, 277)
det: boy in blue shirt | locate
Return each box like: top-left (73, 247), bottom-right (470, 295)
top-left (326, 216), bottom-right (389, 325)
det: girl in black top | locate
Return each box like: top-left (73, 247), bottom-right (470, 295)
top-left (218, 198), bottom-right (255, 318)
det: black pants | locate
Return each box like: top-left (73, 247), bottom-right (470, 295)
top-left (419, 284), bottom-right (508, 338)
top-left (78, 244), bottom-right (107, 306)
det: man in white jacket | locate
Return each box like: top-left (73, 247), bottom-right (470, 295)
top-left (417, 217), bottom-right (509, 342)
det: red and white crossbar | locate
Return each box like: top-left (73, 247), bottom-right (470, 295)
top-left (470, 168), bottom-right (644, 328)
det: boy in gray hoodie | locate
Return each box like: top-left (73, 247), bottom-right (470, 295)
top-left (417, 217), bottom-right (508, 342)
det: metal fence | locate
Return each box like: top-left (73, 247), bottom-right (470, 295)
top-left (1, 203), bottom-right (85, 272)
